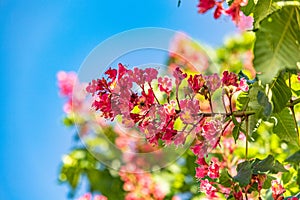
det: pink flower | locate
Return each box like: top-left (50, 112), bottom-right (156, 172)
top-left (191, 142), bottom-right (209, 158)
top-left (173, 67), bottom-right (187, 86)
top-left (57, 71), bottom-right (77, 97)
top-left (196, 165), bottom-right (208, 179)
top-left (173, 132), bottom-right (186, 146)
top-left (128, 67), bottom-right (158, 85)
top-left (164, 100), bottom-right (177, 116)
top-left (205, 73), bottom-right (221, 93)
top-left (179, 99), bottom-right (200, 124)
top-left (237, 12), bottom-right (253, 31)
top-left (200, 179), bottom-right (217, 198)
top-left (158, 76), bottom-right (172, 94)
top-left (198, 0), bottom-right (216, 14)
top-left (238, 77), bottom-right (249, 92)
top-left (208, 161), bottom-right (220, 179)
top-left (272, 180), bottom-right (286, 200)
top-left (202, 120), bottom-right (221, 145)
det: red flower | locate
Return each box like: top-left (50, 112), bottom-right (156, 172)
top-left (187, 74), bottom-right (205, 93)
top-left (221, 71), bottom-right (238, 87)
top-left (214, 2), bottom-right (223, 19)
top-left (233, 190), bottom-right (243, 200)
top-left (92, 93), bottom-right (114, 119)
top-left (105, 67), bottom-right (117, 85)
top-left (86, 78), bottom-right (108, 95)
top-left (198, 0), bottom-right (216, 13)
top-left (118, 63), bottom-right (129, 80)
top-left (225, 3), bottom-right (241, 24)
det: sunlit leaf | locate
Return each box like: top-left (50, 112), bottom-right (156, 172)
top-left (269, 75), bottom-right (292, 113)
top-left (253, 5), bottom-right (300, 83)
top-left (271, 108), bottom-right (299, 147)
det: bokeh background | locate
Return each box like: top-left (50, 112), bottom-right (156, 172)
top-left (0, 1), bottom-right (237, 199)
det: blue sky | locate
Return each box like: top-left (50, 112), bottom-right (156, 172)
top-left (0, 1), bottom-right (236, 199)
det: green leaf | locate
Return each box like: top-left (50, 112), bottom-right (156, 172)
top-left (233, 161), bottom-right (252, 187)
top-left (262, 175), bottom-right (276, 189)
top-left (269, 75), bottom-right (292, 113)
top-left (297, 169), bottom-right (300, 186)
top-left (285, 150), bottom-right (300, 163)
top-left (86, 169), bottom-right (125, 199)
top-left (271, 107), bottom-right (300, 147)
top-left (241, 0), bottom-right (256, 16)
top-left (236, 91), bottom-right (249, 111)
top-left (253, 0), bottom-right (278, 28)
top-left (257, 90), bottom-right (272, 117)
top-left (253, 6), bottom-right (300, 83)
top-left (248, 83), bottom-right (264, 117)
top-left (233, 126), bottom-right (240, 143)
top-left (252, 155), bottom-right (288, 174)
top-left (219, 170), bottom-right (232, 187)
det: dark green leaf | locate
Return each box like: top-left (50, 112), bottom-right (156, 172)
top-left (285, 150), bottom-right (300, 163)
top-left (234, 161), bottom-right (252, 187)
top-left (257, 90), bottom-right (272, 117)
top-left (252, 155), bottom-right (288, 174)
top-left (232, 126), bottom-right (240, 143)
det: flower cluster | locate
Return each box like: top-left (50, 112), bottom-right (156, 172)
top-left (197, 0), bottom-right (253, 29)
top-left (87, 64), bottom-right (252, 198)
